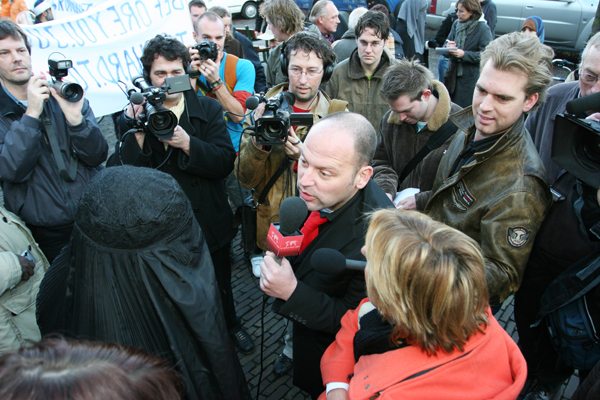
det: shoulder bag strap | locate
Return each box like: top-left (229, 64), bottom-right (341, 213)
top-left (255, 157), bottom-right (292, 207)
top-left (397, 119), bottom-right (457, 186)
top-left (41, 114), bottom-right (77, 182)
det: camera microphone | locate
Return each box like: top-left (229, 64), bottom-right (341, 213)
top-left (566, 91), bottom-right (600, 115)
top-left (246, 94), bottom-right (266, 110)
top-left (310, 248), bottom-right (366, 275)
top-left (129, 91), bottom-right (144, 105)
top-left (266, 196), bottom-right (307, 264)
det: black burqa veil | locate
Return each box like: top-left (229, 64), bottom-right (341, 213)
top-left (36, 166), bottom-right (251, 400)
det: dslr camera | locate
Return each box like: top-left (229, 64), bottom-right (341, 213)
top-left (552, 93), bottom-right (600, 188)
top-left (245, 92), bottom-right (313, 146)
top-left (126, 75), bottom-right (192, 140)
top-left (48, 58), bottom-right (83, 103)
top-left (193, 40), bottom-right (218, 62)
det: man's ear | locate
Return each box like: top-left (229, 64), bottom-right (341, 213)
top-left (193, 31), bottom-right (197, 41)
top-left (421, 89), bottom-right (432, 102)
top-left (355, 165), bottom-right (373, 190)
top-left (523, 93), bottom-right (539, 113)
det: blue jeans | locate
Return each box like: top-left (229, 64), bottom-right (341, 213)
top-left (438, 55), bottom-right (449, 81)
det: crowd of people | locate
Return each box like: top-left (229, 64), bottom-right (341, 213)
top-left (0, 0), bottom-right (600, 399)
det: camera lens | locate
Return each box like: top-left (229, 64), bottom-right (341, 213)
top-left (55, 81), bottom-right (83, 102)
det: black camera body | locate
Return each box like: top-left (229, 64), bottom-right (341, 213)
top-left (194, 40), bottom-right (218, 62)
top-left (128, 75), bottom-right (192, 140)
top-left (246, 92), bottom-right (313, 146)
top-left (48, 58), bottom-right (83, 103)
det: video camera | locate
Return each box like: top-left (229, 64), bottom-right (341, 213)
top-left (245, 92), bottom-right (313, 146)
top-left (126, 75), bottom-right (192, 140)
top-left (552, 91), bottom-right (600, 188)
top-left (48, 58), bottom-right (83, 103)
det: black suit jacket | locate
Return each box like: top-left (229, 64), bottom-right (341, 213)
top-left (272, 179), bottom-right (393, 398)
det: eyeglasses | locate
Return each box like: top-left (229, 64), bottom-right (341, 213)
top-left (288, 67), bottom-right (323, 78)
top-left (357, 40), bottom-right (384, 49)
top-left (580, 69), bottom-right (600, 85)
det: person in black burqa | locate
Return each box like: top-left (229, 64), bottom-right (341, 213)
top-left (36, 166), bottom-right (251, 400)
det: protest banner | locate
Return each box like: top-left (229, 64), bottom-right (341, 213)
top-left (23, 0), bottom-right (195, 117)
top-left (48, 0), bottom-right (106, 19)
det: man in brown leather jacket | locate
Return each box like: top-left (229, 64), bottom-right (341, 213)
top-left (421, 32), bottom-right (553, 305)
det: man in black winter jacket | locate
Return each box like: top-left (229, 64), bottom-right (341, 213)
top-left (0, 19), bottom-right (107, 263)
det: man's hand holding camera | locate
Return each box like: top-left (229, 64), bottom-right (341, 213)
top-left (189, 46), bottom-right (221, 87)
top-left (24, 74), bottom-right (84, 126)
top-left (251, 100), bottom-right (304, 158)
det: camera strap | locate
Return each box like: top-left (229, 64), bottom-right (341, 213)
top-left (41, 114), bottom-right (78, 182)
top-left (398, 119), bottom-right (456, 186)
top-left (255, 158), bottom-right (291, 207)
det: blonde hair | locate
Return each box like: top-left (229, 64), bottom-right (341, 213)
top-left (365, 209), bottom-right (489, 356)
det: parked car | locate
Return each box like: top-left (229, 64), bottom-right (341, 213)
top-left (426, 0), bottom-right (596, 52)
top-left (205, 0), bottom-right (259, 19)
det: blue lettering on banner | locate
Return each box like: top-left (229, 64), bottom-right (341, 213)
top-left (120, 2), bottom-right (141, 30)
top-left (88, 12), bottom-right (109, 39)
top-left (155, 0), bottom-right (172, 18)
top-left (123, 48), bottom-right (142, 80)
top-left (76, 59), bottom-right (102, 88)
top-left (107, 52), bottom-right (127, 82)
top-left (107, 6), bottom-right (128, 36)
top-left (63, 22), bottom-right (85, 47)
top-left (76, 19), bottom-right (97, 43)
top-left (135, 1), bottom-right (152, 27)
top-left (26, 28), bottom-right (50, 49)
top-left (68, 64), bottom-right (89, 91)
top-left (54, 0), bottom-right (93, 13)
top-left (43, 26), bottom-right (68, 48)
top-left (172, 0), bottom-right (184, 10)
top-left (97, 55), bottom-right (118, 86)
top-left (174, 31), bottom-right (188, 43)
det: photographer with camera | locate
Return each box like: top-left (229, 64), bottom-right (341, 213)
top-left (108, 34), bottom-right (255, 355)
top-left (191, 11), bottom-right (256, 214)
top-left (515, 32), bottom-right (600, 400)
top-left (0, 19), bottom-right (107, 263)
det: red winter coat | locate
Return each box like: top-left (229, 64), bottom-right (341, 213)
top-left (319, 298), bottom-right (527, 400)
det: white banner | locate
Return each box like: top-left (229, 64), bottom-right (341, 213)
top-left (22, 0), bottom-right (195, 117)
top-left (48, 0), bottom-right (107, 19)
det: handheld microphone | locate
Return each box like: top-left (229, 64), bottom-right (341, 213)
top-left (566, 91), bottom-right (600, 115)
top-left (311, 248), bottom-right (366, 275)
top-left (266, 196), bottom-right (308, 263)
top-left (246, 94), bottom-right (266, 110)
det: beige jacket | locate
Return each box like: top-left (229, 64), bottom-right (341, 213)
top-left (0, 206), bottom-right (49, 354)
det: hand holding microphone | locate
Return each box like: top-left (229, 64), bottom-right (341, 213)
top-left (260, 196), bottom-right (308, 300)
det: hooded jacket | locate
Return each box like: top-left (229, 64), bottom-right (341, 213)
top-left (373, 81), bottom-right (462, 210)
top-left (326, 48), bottom-right (396, 130)
top-left (319, 299), bottom-right (527, 400)
top-left (235, 83), bottom-right (347, 251)
top-left (424, 107), bottom-right (552, 303)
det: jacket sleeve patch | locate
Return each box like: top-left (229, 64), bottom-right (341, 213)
top-left (452, 179), bottom-right (476, 211)
top-left (507, 227), bottom-right (531, 248)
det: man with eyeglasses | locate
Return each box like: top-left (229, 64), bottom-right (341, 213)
top-left (515, 31), bottom-right (600, 400)
top-left (326, 10), bottom-right (397, 130)
top-left (236, 31), bottom-right (347, 267)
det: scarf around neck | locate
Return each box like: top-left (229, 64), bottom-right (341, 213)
top-left (455, 19), bottom-right (479, 77)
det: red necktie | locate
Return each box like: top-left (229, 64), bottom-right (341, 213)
top-left (299, 211), bottom-right (328, 253)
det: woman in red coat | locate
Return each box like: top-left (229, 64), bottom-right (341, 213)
top-left (319, 209), bottom-right (527, 400)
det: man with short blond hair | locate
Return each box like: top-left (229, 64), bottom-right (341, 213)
top-left (423, 32), bottom-right (553, 306)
